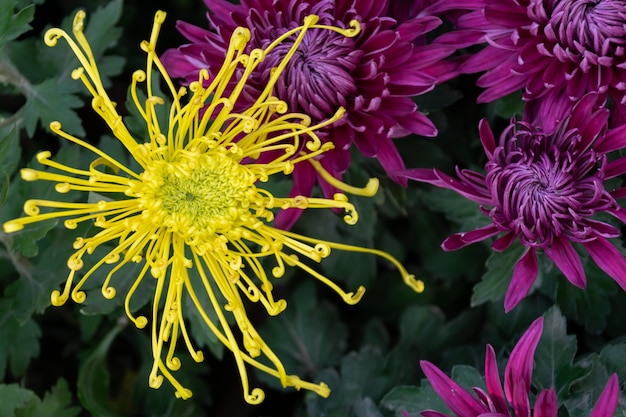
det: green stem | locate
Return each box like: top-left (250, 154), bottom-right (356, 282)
top-left (0, 47), bottom-right (33, 127)
top-left (0, 48), bottom-right (30, 95)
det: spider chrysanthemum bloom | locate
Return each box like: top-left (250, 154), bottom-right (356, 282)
top-left (160, 0), bottom-right (458, 228)
top-left (399, 93), bottom-right (626, 312)
top-left (420, 317), bottom-right (620, 417)
top-left (441, 0), bottom-right (626, 127)
top-left (2, 11), bottom-right (423, 403)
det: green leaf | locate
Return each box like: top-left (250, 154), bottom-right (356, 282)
top-left (360, 319), bottom-right (389, 352)
top-left (0, 384), bottom-right (36, 417)
top-left (15, 379), bottom-right (81, 417)
top-left (0, 1), bottom-right (34, 45)
top-left (396, 305), bottom-right (443, 350)
top-left (0, 172), bottom-right (8, 208)
top-left (556, 264), bottom-right (617, 334)
top-left (534, 307), bottom-right (588, 398)
top-left (33, 0), bottom-right (124, 87)
top-left (599, 344), bottom-right (626, 384)
top-left (79, 314), bottom-right (104, 342)
top-left (131, 331), bottom-right (212, 415)
top-left (450, 365), bottom-right (485, 392)
top-left (0, 302), bottom-right (41, 379)
top-left (258, 281), bottom-right (348, 387)
top-left (380, 381), bottom-right (447, 417)
top-left (0, 126), bottom-right (20, 178)
top-left (8, 219), bottom-right (58, 257)
top-left (420, 188), bottom-right (491, 232)
top-left (381, 364), bottom-right (484, 417)
top-left (6, 231), bottom-right (77, 320)
top-left (352, 397), bottom-right (384, 417)
top-left (340, 347), bottom-right (390, 399)
top-left (306, 347), bottom-right (390, 417)
top-left (15, 0), bottom-right (43, 7)
top-left (21, 79), bottom-right (84, 137)
top-left (565, 358), bottom-right (615, 417)
top-left (183, 288), bottom-right (224, 361)
top-left (78, 256), bottom-right (150, 316)
top-left (489, 90), bottom-right (524, 120)
top-left (83, 0), bottom-right (124, 58)
top-left (76, 321), bottom-right (124, 417)
top-left (292, 172), bottom-right (378, 290)
top-left (471, 242), bottom-right (527, 307)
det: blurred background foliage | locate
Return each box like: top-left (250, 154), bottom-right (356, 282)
top-left (0, 1), bottom-right (625, 416)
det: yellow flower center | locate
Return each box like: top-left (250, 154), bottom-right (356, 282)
top-left (140, 152), bottom-right (257, 238)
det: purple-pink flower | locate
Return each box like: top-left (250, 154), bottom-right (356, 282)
top-left (398, 93), bottom-right (626, 312)
top-left (439, 0), bottom-right (626, 128)
top-left (161, 0), bottom-right (458, 228)
top-left (419, 317), bottom-right (620, 417)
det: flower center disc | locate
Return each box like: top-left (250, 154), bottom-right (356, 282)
top-left (255, 29), bottom-right (359, 121)
top-left (486, 128), bottom-right (614, 247)
top-left (142, 152), bottom-right (256, 238)
top-left (548, 0), bottom-right (626, 58)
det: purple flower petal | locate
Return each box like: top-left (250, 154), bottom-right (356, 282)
top-left (577, 109), bottom-right (612, 151)
top-left (376, 138), bottom-right (409, 186)
top-left (175, 20), bottom-right (211, 43)
top-left (442, 224), bottom-right (501, 251)
top-left (421, 411), bottom-right (453, 417)
top-left (420, 360), bottom-right (489, 417)
top-left (584, 238), bottom-right (626, 291)
top-left (397, 108), bottom-right (439, 137)
top-left (590, 374), bottom-right (620, 417)
top-left (492, 232), bottom-right (517, 252)
top-left (504, 248), bottom-right (538, 313)
top-left (607, 206), bottom-right (626, 225)
top-left (545, 237), bottom-right (586, 288)
top-left (484, 3), bottom-right (531, 27)
top-left (533, 388), bottom-right (558, 417)
top-left (477, 75), bottom-right (527, 104)
top-left (460, 45), bottom-right (510, 74)
top-left (423, 0), bottom-right (485, 15)
top-left (565, 93), bottom-right (603, 133)
top-left (484, 344), bottom-right (508, 414)
top-left (398, 168), bottom-right (493, 205)
top-left (504, 317), bottom-right (544, 417)
top-left (595, 124), bottom-right (626, 154)
top-left (479, 118), bottom-right (496, 158)
top-left (606, 156), bottom-right (626, 179)
top-left (523, 88), bottom-right (573, 131)
top-left (435, 30), bottom-right (486, 48)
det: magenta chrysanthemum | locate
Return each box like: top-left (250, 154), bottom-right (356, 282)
top-left (420, 317), bottom-right (620, 417)
top-left (440, 0), bottom-right (626, 127)
top-left (161, 0), bottom-right (458, 228)
top-left (398, 93), bottom-right (626, 312)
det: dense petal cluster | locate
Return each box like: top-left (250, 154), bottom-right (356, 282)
top-left (419, 317), bottom-right (620, 417)
top-left (161, 0), bottom-right (458, 228)
top-left (399, 93), bottom-right (626, 311)
top-left (441, 0), bottom-right (626, 127)
top-left (2, 11), bottom-right (423, 403)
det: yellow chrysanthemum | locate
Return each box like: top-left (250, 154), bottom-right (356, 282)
top-left (2, 10), bottom-right (423, 403)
